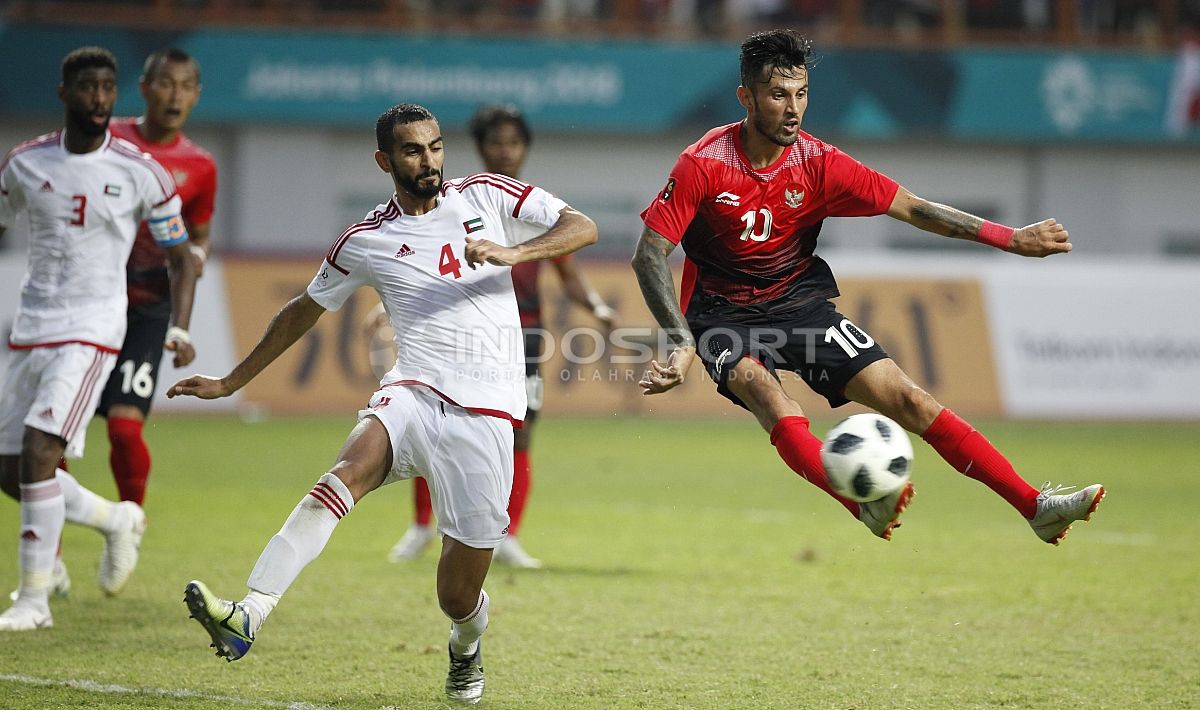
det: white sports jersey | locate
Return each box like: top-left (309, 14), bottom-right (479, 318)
top-left (0, 130), bottom-right (186, 352)
top-left (307, 172), bottom-right (569, 423)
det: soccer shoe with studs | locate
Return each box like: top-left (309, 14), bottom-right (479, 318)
top-left (492, 536), bottom-right (543, 569)
top-left (184, 580), bottom-right (254, 661)
top-left (445, 641), bottom-right (485, 704)
top-left (1029, 482), bottom-right (1106, 545)
top-left (858, 482), bottom-right (915, 540)
top-left (388, 524), bottom-right (434, 562)
top-left (10, 558), bottom-right (71, 603)
top-left (98, 501), bottom-right (146, 596)
top-left (0, 602), bottom-right (52, 631)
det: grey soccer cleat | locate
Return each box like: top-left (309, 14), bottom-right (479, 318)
top-left (1029, 482), bottom-right (1106, 545)
top-left (445, 641), bottom-right (485, 704)
top-left (858, 481), bottom-right (915, 540)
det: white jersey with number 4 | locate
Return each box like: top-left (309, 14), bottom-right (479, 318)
top-left (0, 130), bottom-right (186, 352)
top-left (307, 172), bottom-right (568, 423)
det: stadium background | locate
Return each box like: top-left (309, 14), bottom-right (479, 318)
top-left (4, 3), bottom-right (1200, 423)
top-left (1, 4), bottom-right (1199, 708)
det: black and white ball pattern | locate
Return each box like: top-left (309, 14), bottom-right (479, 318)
top-left (820, 413), bottom-right (913, 503)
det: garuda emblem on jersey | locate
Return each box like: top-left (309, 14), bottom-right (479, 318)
top-left (784, 187), bottom-right (805, 209)
top-left (172, 169), bottom-right (189, 187)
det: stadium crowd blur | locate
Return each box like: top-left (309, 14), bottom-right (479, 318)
top-left (9, 0), bottom-right (1200, 47)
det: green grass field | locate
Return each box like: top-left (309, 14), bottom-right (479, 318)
top-left (1, 414), bottom-right (1197, 709)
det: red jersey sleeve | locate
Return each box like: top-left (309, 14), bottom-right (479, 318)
top-left (822, 147), bottom-right (899, 218)
top-left (183, 158), bottom-right (217, 227)
top-left (640, 152), bottom-right (707, 245)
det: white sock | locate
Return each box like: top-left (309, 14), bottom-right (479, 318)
top-left (448, 590), bottom-right (490, 657)
top-left (244, 473), bottom-right (354, 619)
top-left (17, 479), bottom-right (65, 609)
top-left (240, 590), bottom-right (279, 636)
top-left (56, 469), bottom-right (118, 532)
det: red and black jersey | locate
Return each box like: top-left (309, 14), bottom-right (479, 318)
top-left (109, 118), bottom-right (217, 306)
top-left (511, 255), bottom-right (570, 329)
top-left (641, 122), bottom-right (898, 320)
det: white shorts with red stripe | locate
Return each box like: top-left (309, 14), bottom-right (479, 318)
top-left (361, 384), bottom-right (514, 549)
top-left (0, 343), bottom-right (116, 458)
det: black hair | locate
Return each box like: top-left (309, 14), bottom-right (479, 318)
top-left (62, 46), bottom-right (118, 85)
top-left (739, 29), bottom-right (813, 88)
top-left (376, 103), bottom-right (436, 152)
top-left (468, 104), bottom-right (531, 148)
top-left (142, 47), bottom-right (201, 83)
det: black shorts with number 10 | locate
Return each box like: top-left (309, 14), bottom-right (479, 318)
top-left (97, 299), bottom-right (172, 417)
top-left (690, 298), bottom-right (889, 410)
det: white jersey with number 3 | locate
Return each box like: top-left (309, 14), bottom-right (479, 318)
top-left (0, 130), bottom-right (186, 352)
top-left (307, 172), bottom-right (568, 423)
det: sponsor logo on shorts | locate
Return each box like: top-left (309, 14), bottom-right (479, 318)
top-left (714, 348), bottom-right (732, 375)
top-left (715, 191), bottom-right (741, 206)
top-left (38, 407), bottom-right (54, 420)
top-left (40, 180), bottom-right (53, 193)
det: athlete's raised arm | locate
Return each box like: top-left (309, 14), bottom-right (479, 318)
top-left (886, 185), bottom-right (1072, 258)
top-left (464, 207), bottom-right (597, 268)
top-left (167, 292), bottom-right (326, 399)
top-left (631, 225), bottom-right (696, 395)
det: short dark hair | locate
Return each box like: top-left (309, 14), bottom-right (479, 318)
top-left (376, 103), bottom-right (436, 153)
top-left (62, 46), bottom-right (118, 85)
top-left (468, 104), bottom-right (531, 148)
top-left (739, 29), bottom-right (812, 88)
top-left (142, 48), bottom-right (201, 83)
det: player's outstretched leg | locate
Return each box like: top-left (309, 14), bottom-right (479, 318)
top-left (1028, 483), bottom-right (1106, 545)
top-left (1, 478), bottom-right (63, 631)
top-left (184, 580), bottom-right (254, 661)
top-left (439, 536), bottom-right (493, 704)
top-left (55, 469), bottom-right (146, 594)
top-left (922, 409), bottom-right (1106, 543)
top-left (389, 478), bottom-right (434, 561)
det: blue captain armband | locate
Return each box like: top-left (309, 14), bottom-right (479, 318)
top-left (149, 212), bottom-right (189, 247)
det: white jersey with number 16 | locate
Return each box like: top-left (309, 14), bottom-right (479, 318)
top-left (307, 172), bottom-right (568, 424)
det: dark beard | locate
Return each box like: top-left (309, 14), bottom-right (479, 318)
top-left (66, 107), bottom-right (109, 138)
top-left (753, 114), bottom-right (797, 148)
top-left (396, 168), bottom-right (442, 199)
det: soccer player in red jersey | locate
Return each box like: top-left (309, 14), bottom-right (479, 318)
top-left (99, 48), bottom-right (216, 507)
top-left (633, 30), bottom-right (1105, 545)
top-left (389, 105), bottom-right (616, 568)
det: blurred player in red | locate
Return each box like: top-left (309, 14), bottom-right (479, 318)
top-left (633, 29), bottom-right (1105, 545)
top-left (387, 105), bottom-right (616, 568)
top-left (99, 48), bottom-right (216, 507)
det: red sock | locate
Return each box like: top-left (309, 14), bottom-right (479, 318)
top-left (921, 408), bottom-right (1039, 518)
top-left (507, 448), bottom-right (532, 536)
top-left (108, 417), bottom-right (150, 506)
top-left (770, 416), bottom-right (859, 516)
top-left (413, 477), bottom-right (433, 527)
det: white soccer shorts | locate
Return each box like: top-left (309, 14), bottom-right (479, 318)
top-left (0, 343), bottom-right (117, 458)
top-left (360, 384), bottom-right (514, 549)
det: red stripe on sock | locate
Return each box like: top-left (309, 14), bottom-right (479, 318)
top-left (316, 482), bottom-right (351, 517)
top-left (921, 408), bottom-right (1039, 518)
top-left (307, 486), bottom-right (346, 519)
top-left (770, 416), bottom-right (859, 516)
top-left (20, 480), bottom-right (62, 502)
top-left (414, 477), bottom-right (433, 527)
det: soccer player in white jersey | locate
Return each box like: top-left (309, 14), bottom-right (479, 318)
top-left (0, 46), bottom-right (197, 631)
top-left (169, 103), bottom-right (597, 704)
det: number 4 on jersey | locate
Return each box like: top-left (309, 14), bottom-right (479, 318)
top-left (439, 243), bottom-right (463, 279)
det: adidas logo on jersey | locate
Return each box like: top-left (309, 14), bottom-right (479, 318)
top-left (394, 244), bottom-right (415, 258)
top-left (714, 191), bottom-right (741, 206)
top-left (40, 180), bottom-right (53, 192)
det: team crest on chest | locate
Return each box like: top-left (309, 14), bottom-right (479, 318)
top-left (172, 169), bottom-right (189, 187)
top-left (784, 186), bottom-right (805, 209)
top-left (463, 217), bottom-right (485, 234)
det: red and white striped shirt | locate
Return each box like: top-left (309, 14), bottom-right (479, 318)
top-left (307, 172), bottom-right (568, 423)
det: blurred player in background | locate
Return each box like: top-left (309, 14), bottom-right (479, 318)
top-left (99, 48), bottom-right (217, 507)
top-left (633, 29), bottom-right (1105, 545)
top-left (170, 103), bottom-right (597, 704)
top-left (386, 105), bottom-right (616, 568)
top-left (0, 46), bottom-right (196, 631)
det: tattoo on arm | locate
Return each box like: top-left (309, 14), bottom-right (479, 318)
top-left (909, 201), bottom-right (984, 241)
top-left (632, 230), bottom-right (694, 348)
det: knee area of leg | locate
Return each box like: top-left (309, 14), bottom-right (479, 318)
top-left (437, 591), bottom-right (478, 621)
top-left (107, 417), bottom-right (144, 445)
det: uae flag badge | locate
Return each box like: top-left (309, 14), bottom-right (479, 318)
top-left (463, 217), bottom-right (485, 234)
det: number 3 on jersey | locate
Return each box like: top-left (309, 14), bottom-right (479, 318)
top-left (439, 243), bottom-right (463, 279)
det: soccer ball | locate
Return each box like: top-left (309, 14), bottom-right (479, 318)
top-left (820, 413), bottom-right (913, 503)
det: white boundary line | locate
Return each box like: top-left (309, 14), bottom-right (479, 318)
top-left (0, 674), bottom-right (333, 709)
